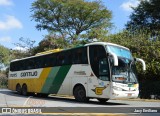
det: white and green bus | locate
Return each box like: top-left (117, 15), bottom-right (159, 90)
top-left (8, 42), bottom-right (146, 102)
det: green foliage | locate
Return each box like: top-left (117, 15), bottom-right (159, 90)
top-left (10, 50), bottom-right (31, 59)
top-left (32, 34), bottom-right (69, 54)
top-left (139, 81), bottom-right (160, 99)
top-left (0, 45), bottom-right (10, 69)
top-left (0, 70), bottom-right (8, 88)
top-left (125, 0), bottom-right (160, 97)
top-left (31, 0), bottom-right (112, 43)
top-left (13, 37), bottom-right (36, 57)
top-left (81, 26), bottom-right (109, 40)
top-left (126, 0), bottom-right (160, 36)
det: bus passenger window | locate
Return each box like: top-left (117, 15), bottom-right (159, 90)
top-left (82, 47), bottom-right (88, 64)
top-left (64, 51), bottom-right (72, 65)
top-left (27, 59), bottom-right (34, 70)
top-left (47, 54), bottom-right (56, 67)
top-left (56, 53), bottom-right (64, 66)
top-left (72, 47), bottom-right (88, 64)
top-left (10, 62), bottom-right (17, 71)
top-left (21, 60), bottom-right (26, 70)
top-left (77, 49), bottom-right (82, 64)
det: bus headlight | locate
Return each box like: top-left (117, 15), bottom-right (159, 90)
top-left (113, 86), bottom-right (123, 91)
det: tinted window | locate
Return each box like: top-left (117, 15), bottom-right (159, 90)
top-left (56, 53), bottom-right (64, 66)
top-left (89, 45), bottom-right (110, 81)
top-left (10, 62), bottom-right (17, 71)
top-left (72, 47), bottom-right (88, 64)
top-left (26, 58), bottom-right (35, 70)
top-left (34, 56), bottom-right (44, 68)
top-left (45, 54), bottom-right (56, 67)
top-left (10, 47), bottom-right (88, 71)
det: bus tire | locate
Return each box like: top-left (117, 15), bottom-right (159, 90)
top-left (16, 84), bottom-right (22, 95)
top-left (97, 98), bottom-right (109, 103)
top-left (22, 84), bottom-right (28, 96)
top-left (73, 85), bottom-right (89, 102)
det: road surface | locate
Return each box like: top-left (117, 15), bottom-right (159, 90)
top-left (0, 89), bottom-right (159, 115)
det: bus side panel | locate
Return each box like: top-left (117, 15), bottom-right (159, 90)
top-left (41, 65), bottom-right (72, 95)
top-left (8, 68), bottom-right (52, 93)
top-left (40, 66), bottom-right (61, 94)
top-left (53, 65), bottom-right (91, 96)
top-left (53, 65), bottom-right (72, 95)
top-left (69, 65), bottom-right (90, 96)
top-left (34, 67), bottom-right (51, 93)
top-left (8, 79), bottom-right (15, 91)
top-left (86, 66), bottom-right (111, 99)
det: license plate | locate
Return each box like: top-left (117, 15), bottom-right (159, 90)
top-left (128, 93), bottom-right (132, 96)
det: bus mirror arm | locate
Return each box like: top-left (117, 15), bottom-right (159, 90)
top-left (135, 58), bottom-right (146, 71)
top-left (109, 52), bottom-right (118, 66)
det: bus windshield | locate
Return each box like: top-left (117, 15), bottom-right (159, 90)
top-left (106, 45), bottom-right (137, 84)
top-left (111, 58), bottom-right (138, 84)
top-left (107, 45), bottom-right (133, 60)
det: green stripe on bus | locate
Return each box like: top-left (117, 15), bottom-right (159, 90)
top-left (48, 65), bottom-right (72, 94)
top-left (41, 67), bottom-right (60, 93)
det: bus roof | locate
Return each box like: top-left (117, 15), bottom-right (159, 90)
top-left (11, 42), bottom-right (129, 62)
top-left (85, 42), bottom-right (129, 50)
top-left (11, 46), bottom-right (85, 62)
top-left (11, 49), bottom-right (63, 62)
top-left (35, 48), bottom-right (63, 56)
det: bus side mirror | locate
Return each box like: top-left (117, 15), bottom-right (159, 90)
top-left (109, 52), bottom-right (118, 66)
top-left (135, 58), bottom-right (146, 71)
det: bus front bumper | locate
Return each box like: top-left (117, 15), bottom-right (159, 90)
top-left (110, 90), bottom-right (139, 99)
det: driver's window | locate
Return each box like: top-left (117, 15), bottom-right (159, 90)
top-left (89, 45), bottom-right (110, 81)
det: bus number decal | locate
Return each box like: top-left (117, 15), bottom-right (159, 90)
top-left (10, 73), bottom-right (17, 77)
top-left (92, 87), bottom-right (106, 95)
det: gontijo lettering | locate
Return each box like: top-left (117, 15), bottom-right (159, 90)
top-left (21, 71), bottom-right (38, 77)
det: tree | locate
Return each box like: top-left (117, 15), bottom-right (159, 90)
top-left (14, 37), bottom-right (35, 55)
top-left (126, 0), bottom-right (160, 36)
top-left (13, 37), bottom-right (36, 57)
top-left (0, 45), bottom-right (10, 70)
top-left (32, 33), bottom-right (68, 55)
top-left (31, 0), bottom-right (112, 43)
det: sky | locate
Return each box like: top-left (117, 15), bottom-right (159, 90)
top-left (0, 0), bottom-right (140, 50)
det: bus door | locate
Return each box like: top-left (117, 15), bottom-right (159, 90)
top-left (88, 45), bottom-right (111, 98)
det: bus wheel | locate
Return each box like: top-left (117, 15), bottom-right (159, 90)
top-left (16, 84), bottom-right (22, 95)
top-left (73, 85), bottom-right (89, 102)
top-left (22, 84), bottom-right (28, 96)
top-left (97, 98), bottom-right (109, 103)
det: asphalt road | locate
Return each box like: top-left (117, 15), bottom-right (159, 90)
top-left (0, 89), bottom-right (160, 115)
